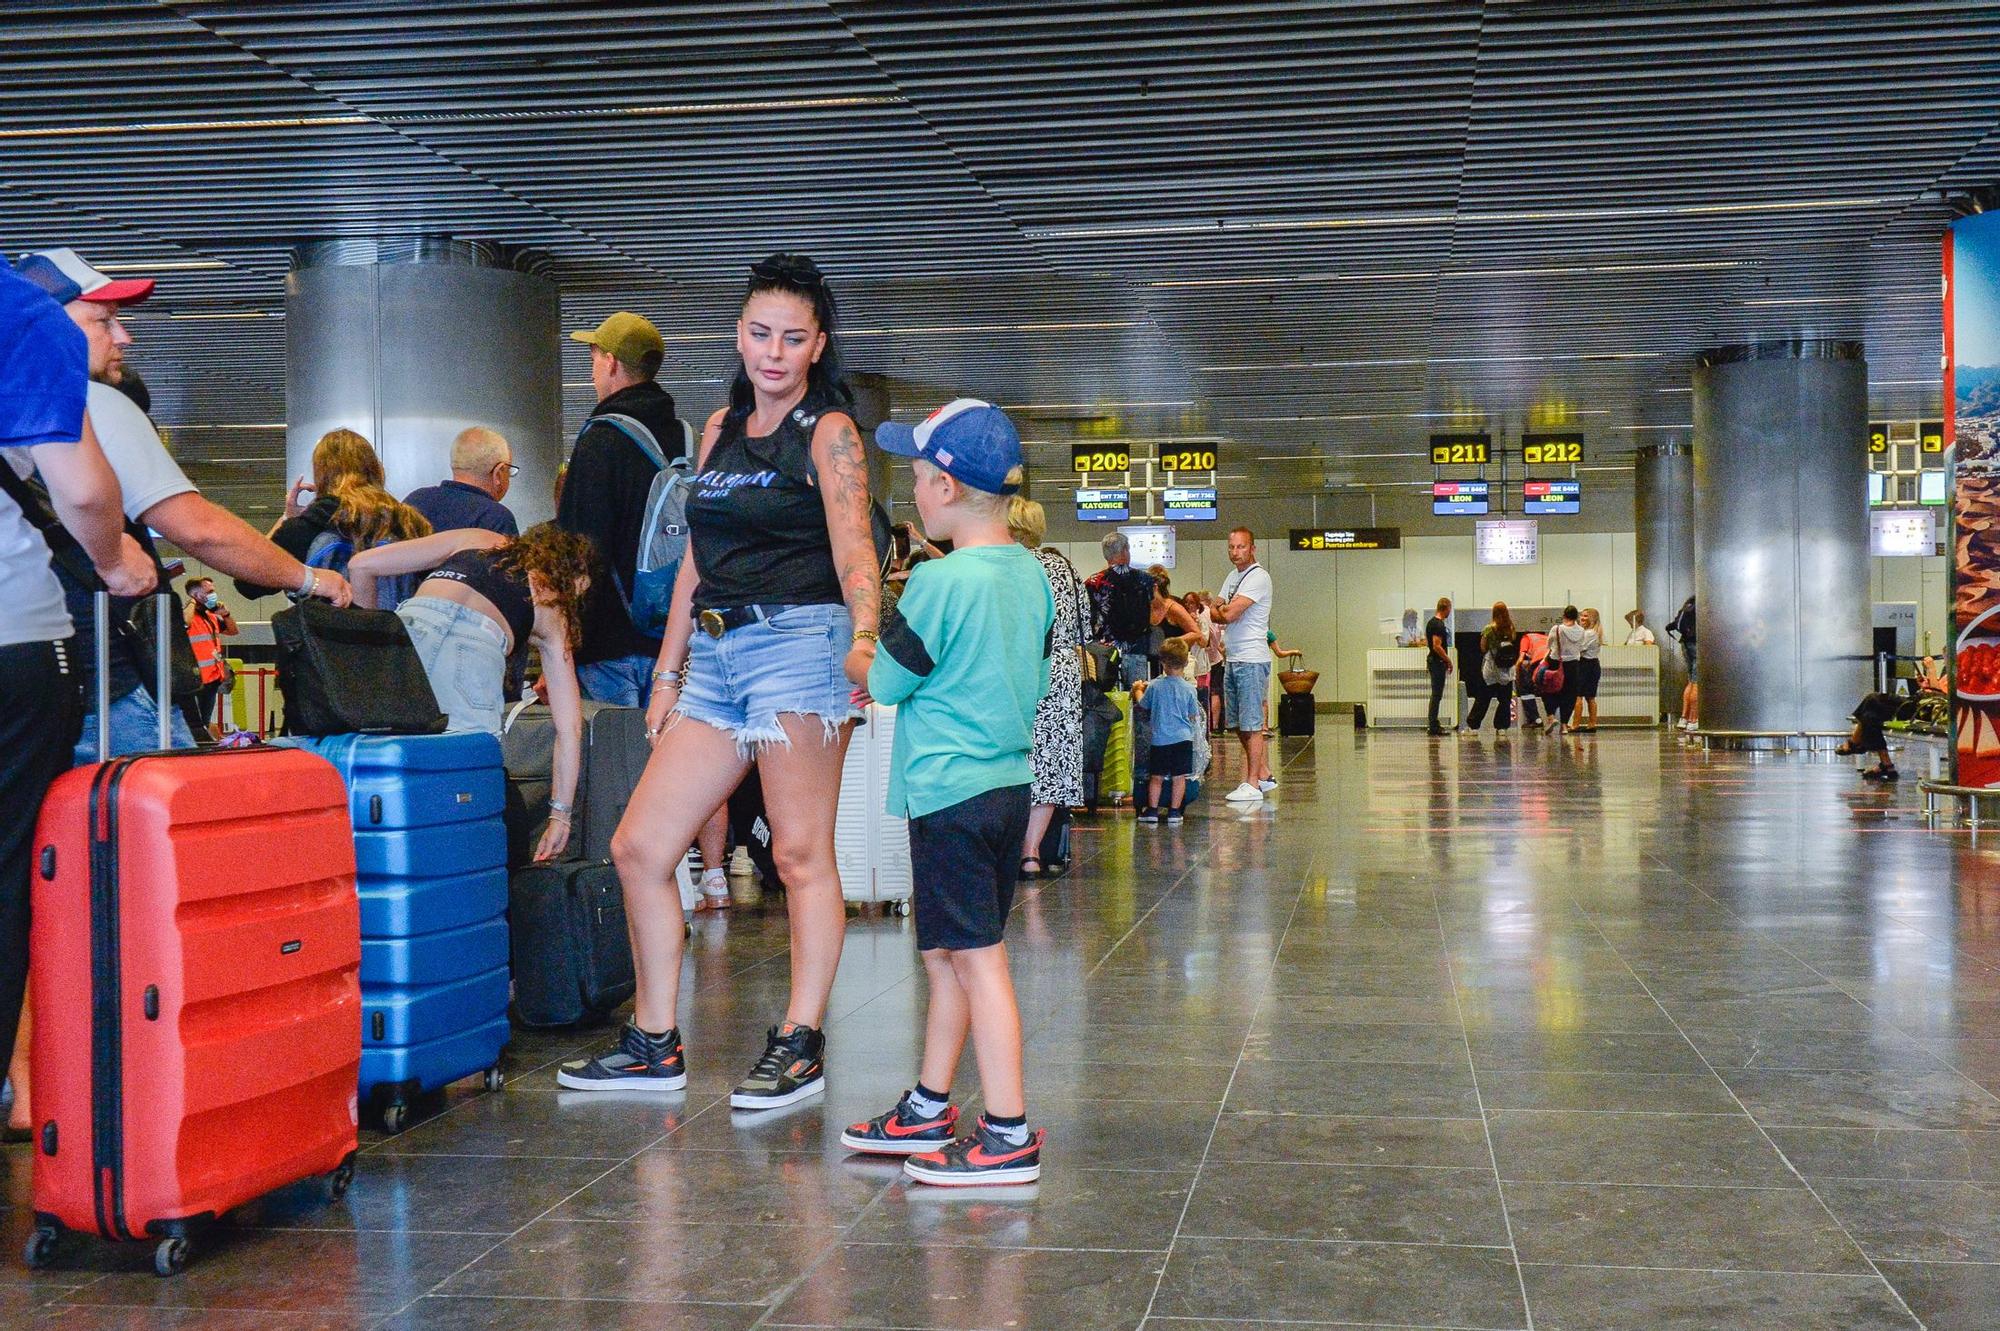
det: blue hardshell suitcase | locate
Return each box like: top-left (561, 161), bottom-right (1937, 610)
top-left (285, 732), bottom-right (511, 1128)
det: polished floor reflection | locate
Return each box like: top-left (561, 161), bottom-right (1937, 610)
top-left (11, 730), bottom-right (2000, 1328)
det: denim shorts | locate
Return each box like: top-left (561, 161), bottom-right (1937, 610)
top-left (675, 603), bottom-right (860, 755)
top-left (397, 595), bottom-right (509, 736)
top-left (1223, 660), bottom-right (1270, 731)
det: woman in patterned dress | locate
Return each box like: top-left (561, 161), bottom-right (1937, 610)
top-left (1009, 497), bottom-right (1083, 875)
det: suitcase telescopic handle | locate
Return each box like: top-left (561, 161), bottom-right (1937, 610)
top-left (90, 587), bottom-right (176, 763)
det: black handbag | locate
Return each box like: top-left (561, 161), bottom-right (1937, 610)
top-left (272, 600), bottom-right (447, 736)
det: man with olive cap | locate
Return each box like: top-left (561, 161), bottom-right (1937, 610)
top-left (558, 311), bottom-right (687, 704)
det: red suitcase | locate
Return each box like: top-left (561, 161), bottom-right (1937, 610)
top-left (24, 744), bottom-right (363, 1276)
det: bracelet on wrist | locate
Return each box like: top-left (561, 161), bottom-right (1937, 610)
top-left (298, 566), bottom-right (316, 597)
top-left (852, 628), bottom-right (880, 646)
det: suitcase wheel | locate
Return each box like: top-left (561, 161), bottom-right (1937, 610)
top-left (892, 900), bottom-right (911, 917)
top-left (153, 1236), bottom-right (190, 1278)
top-left (327, 1154), bottom-right (357, 1203)
top-left (483, 1067), bottom-right (507, 1093)
top-left (23, 1224), bottom-right (60, 1270)
top-left (381, 1101), bottom-right (409, 1134)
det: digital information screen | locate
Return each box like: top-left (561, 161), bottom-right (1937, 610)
top-left (1163, 486), bottom-right (1217, 521)
top-left (1075, 487), bottom-right (1130, 522)
top-left (1433, 479), bottom-right (1490, 516)
top-left (1120, 524), bottom-right (1177, 570)
top-left (1475, 519), bottom-right (1540, 566)
top-left (1522, 478), bottom-right (1581, 515)
top-left (1871, 508), bottom-right (1937, 557)
top-left (1429, 434), bottom-right (1490, 467)
top-left (1288, 528), bottom-right (1402, 551)
top-left (1521, 433), bottom-right (1584, 467)
top-left (1922, 471), bottom-right (1947, 505)
top-left (1867, 473), bottom-right (1887, 506)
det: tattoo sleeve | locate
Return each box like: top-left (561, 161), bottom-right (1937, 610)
top-left (817, 416), bottom-right (882, 635)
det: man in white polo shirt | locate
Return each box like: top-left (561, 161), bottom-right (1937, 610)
top-left (1211, 526), bottom-right (1275, 802)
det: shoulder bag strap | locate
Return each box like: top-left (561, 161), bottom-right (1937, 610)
top-left (585, 412), bottom-right (669, 471)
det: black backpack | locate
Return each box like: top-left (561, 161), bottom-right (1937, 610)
top-left (1670, 598), bottom-right (1697, 646)
top-left (1100, 568), bottom-right (1154, 643)
top-left (1488, 637), bottom-right (1521, 671)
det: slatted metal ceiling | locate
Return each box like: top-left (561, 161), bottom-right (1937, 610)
top-left (0, 1), bottom-right (1987, 525)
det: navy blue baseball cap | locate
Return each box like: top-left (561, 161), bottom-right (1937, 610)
top-left (875, 398), bottom-right (1023, 495)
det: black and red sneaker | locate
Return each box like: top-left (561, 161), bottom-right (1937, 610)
top-left (840, 1091), bottom-right (959, 1156)
top-left (903, 1116), bottom-right (1045, 1186)
top-left (555, 1022), bottom-right (687, 1092)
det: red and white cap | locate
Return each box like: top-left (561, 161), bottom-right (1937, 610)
top-left (13, 248), bottom-right (155, 306)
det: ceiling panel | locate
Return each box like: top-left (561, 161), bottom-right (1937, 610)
top-left (0, 0), bottom-right (1980, 528)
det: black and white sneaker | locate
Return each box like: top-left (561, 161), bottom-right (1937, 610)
top-left (904, 1115), bottom-right (1045, 1187)
top-left (730, 1023), bottom-right (826, 1110)
top-left (555, 1023), bottom-right (687, 1091)
top-left (841, 1091), bottom-right (959, 1155)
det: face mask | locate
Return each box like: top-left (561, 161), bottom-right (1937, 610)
top-left (201, 593), bottom-right (220, 611)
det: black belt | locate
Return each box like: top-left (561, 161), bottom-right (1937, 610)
top-left (697, 605), bottom-right (773, 638)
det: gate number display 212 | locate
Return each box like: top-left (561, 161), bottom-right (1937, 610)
top-left (1521, 434), bottom-right (1583, 466)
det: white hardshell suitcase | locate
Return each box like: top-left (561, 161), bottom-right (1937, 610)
top-left (835, 704), bottom-right (913, 911)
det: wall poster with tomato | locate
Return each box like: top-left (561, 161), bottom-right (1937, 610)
top-left (1948, 212), bottom-right (2000, 785)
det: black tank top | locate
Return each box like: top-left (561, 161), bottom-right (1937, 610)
top-left (425, 549), bottom-right (536, 672)
top-left (687, 403), bottom-right (847, 610)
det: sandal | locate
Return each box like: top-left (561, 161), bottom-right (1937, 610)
top-left (1019, 857), bottom-right (1042, 879)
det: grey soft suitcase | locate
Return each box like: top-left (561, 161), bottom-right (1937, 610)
top-left (577, 705), bottom-right (651, 861)
top-left (502, 699), bottom-right (651, 862)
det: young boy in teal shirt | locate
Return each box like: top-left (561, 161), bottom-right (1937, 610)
top-left (841, 399), bottom-right (1054, 1185)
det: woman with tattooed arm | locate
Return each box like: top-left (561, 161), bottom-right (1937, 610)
top-left (557, 255), bottom-right (882, 1110)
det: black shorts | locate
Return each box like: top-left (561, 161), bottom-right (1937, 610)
top-left (1149, 739), bottom-right (1194, 778)
top-left (1575, 658), bottom-right (1602, 700)
top-left (909, 783), bottom-right (1032, 952)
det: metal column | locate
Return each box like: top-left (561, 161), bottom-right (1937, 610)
top-left (285, 240), bottom-right (563, 528)
top-left (1691, 340), bottom-right (1871, 736)
top-left (1634, 441), bottom-right (1694, 719)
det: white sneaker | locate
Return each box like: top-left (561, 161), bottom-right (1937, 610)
top-left (1256, 778), bottom-right (1278, 793)
top-left (1225, 782), bottom-right (1265, 802)
top-left (729, 846), bottom-right (754, 877)
top-left (700, 868), bottom-right (731, 906)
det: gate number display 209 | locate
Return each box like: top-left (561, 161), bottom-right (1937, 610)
top-left (1071, 446), bottom-right (1131, 474)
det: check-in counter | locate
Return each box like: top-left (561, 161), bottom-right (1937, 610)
top-left (1592, 643), bottom-right (1660, 725)
top-left (1367, 647), bottom-right (1451, 728)
top-left (1367, 644), bottom-right (1660, 728)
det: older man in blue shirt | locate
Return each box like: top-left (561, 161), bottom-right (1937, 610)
top-left (403, 425), bottom-right (519, 537)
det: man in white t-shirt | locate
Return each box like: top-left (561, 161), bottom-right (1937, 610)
top-left (1211, 526), bottom-right (1275, 801)
top-left (1623, 609), bottom-right (1656, 646)
top-left (15, 249), bottom-right (352, 761)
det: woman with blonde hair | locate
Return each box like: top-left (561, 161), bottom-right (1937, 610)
top-left (1010, 497), bottom-right (1084, 874)
top-left (1571, 607), bottom-right (1605, 733)
top-left (239, 428), bottom-right (430, 599)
